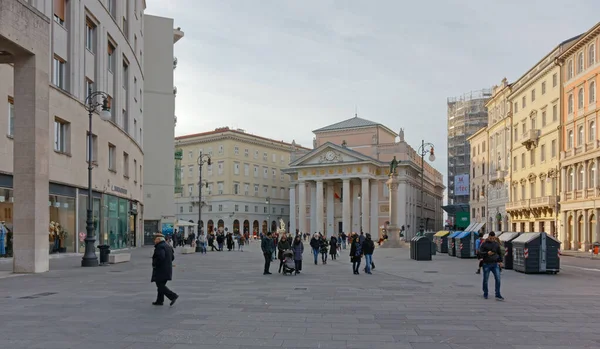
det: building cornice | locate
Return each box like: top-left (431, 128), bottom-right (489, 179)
top-left (175, 131), bottom-right (308, 153)
top-left (557, 23), bottom-right (600, 62)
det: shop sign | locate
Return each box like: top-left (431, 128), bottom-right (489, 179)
top-left (130, 202), bottom-right (138, 214)
top-left (111, 185), bottom-right (128, 195)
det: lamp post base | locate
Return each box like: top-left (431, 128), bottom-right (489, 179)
top-left (380, 225), bottom-right (406, 248)
top-left (81, 257), bottom-right (99, 267)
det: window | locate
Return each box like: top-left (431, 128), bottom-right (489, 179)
top-left (263, 152), bottom-right (268, 161)
top-left (254, 184), bottom-right (259, 196)
top-left (208, 205), bottom-right (213, 212)
top-left (568, 130), bottom-right (574, 149)
top-left (514, 102), bottom-right (518, 113)
top-left (553, 73), bottom-right (557, 87)
top-left (218, 161), bottom-right (224, 175)
top-left (245, 205), bottom-right (249, 212)
top-left (244, 148), bottom-right (249, 157)
top-left (531, 117), bottom-right (536, 130)
top-left (207, 147), bottom-right (213, 156)
top-left (280, 188), bottom-right (285, 199)
top-left (531, 89), bottom-right (536, 102)
top-left (522, 96), bottom-right (526, 108)
top-left (121, 152), bottom-right (129, 177)
top-left (134, 77), bottom-right (138, 101)
top-left (552, 104), bottom-right (558, 122)
top-left (590, 121), bottom-right (596, 142)
top-left (521, 153), bottom-right (525, 169)
top-left (234, 146), bottom-right (239, 155)
top-left (567, 60), bottom-right (574, 80)
top-left (53, 0), bottom-right (65, 25)
top-left (122, 109), bottom-right (128, 133)
top-left (530, 182), bottom-right (535, 198)
top-left (85, 78), bottom-right (94, 99)
top-left (234, 205), bottom-right (239, 212)
top-left (85, 19), bottom-right (96, 52)
top-left (578, 126), bottom-right (584, 146)
top-left (513, 156), bottom-right (517, 172)
top-left (590, 82), bottom-right (596, 103)
top-left (578, 166), bottom-right (584, 190)
top-left (568, 168), bottom-right (574, 191)
top-left (86, 132), bottom-right (98, 163)
top-left (122, 59), bottom-right (129, 88)
top-left (108, 144), bottom-right (116, 170)
top-left (530, 150), bottom-right (535, 166)
top-left (514, 127), bottom-right (518, 141)
top-left (233, 183), bottom-right (239, 195)
top-left (254, 150), bottom-right (259, 159)
top-left (218, 145), bottom-right (224, 154)
top-left (244, 163), bottom-right (249, 176)
top-left (280, 172), bottom-right (285, 181)
top-left (540, 180), bottom-right (545, 197)
top-left (108, 0), bottom-right (116, 17)
top-left (188, 165), bottom-right (193, 178)
top-left (122, 16), bottom-right (128, 37)
top-left (107, 42), bottom-right (116, 72)
top-left (541, 111), bottom-right (546, 127)
top-left (207, 163), bottom-right (213, 176)
top-left (589, 44), bottom-right (596, 67)
top-left (541, 82), bottom-right (546, 95)
top-left (179, 206), bottom-right (183, 213)
top-left (551, 139), bottom-right (557, 158)
top-left (187, 184), bottom-right (193, 197)
top-left (254, 165), bottom-right (258, 177)
top-left (577, 52), bottom-right (584, 74)
top-left (217, 182), bottom-right (224, 195)
top-left (281, 155), bottom-right (285, 164)
top-left (272, 168), bottom-right (276, 179)
top-left (263, 167), bottom-right (268, 178)
top-left (52, 56), bottom-right (66, 89)
top-left (134, 159), bottom-right (137, 182)
top-left (54, 118), bottom-right (69, 153)
top-left (254, 206), bottom-right (258, 213)
top-left (218, 205), bottom-right (223, 212)
top-left (590, 165), bottom-right (596, 189)
top-left (568, 94), bottom-right (574, 114)
top-left (264, 207), bottom-right (267, 213)
top-left (244, 183), bottom-right (249, 196)
top-left (263, 185), bottom-right (268, 195)
top-left (233, 162), bottom-right (240, 175)
top-left (271, 187), bottom-right (277, 198)
top-left (7, 97), bottom-right (14, 137)
top-left (540, 144), bottom-right (545, 162)
top-left (578, 88), bottom-right (584, 109)
top-left (207, 183), bottom-right (213, 195)
top-left (188, 150), bottom-right (193, 159)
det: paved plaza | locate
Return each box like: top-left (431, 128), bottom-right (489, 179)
top-left (1, 243), bottom-right (600, 349)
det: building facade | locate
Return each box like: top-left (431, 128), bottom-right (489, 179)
top-left (285, 116), bottom-right (445, 239)
top-left (558, 23), bottom-right (600, 251)
top-left (506, 37), bottom-right (579, 235)
top-left (142, 15), bottom-right (183, 245)
top-left (174, 127), bottom-right (307, 236)
top-left (468, 127), bottom-right (488, 229)
top-left (485, 79), bottom-right (512, 231)
top-left (0, 0), bottom-right (145, 267)
top-left (446, 89), bottom-right (491, 227)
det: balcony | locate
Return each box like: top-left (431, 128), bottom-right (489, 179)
top-left (506, 199), bottom-right (530, 211)
top-left (489, 169), bottom-right (506, 182)
top-left (530, 196), bottom-right (558, 208)
top-left (521, 129), bottom-right (540, 150)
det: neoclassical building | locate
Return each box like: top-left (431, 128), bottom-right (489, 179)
top-left (558, 23), bottom-right (600, 251)
top-left (468, 127), bottom-right (489, 229)
top-left (284, 116), bottom-right (445, 239)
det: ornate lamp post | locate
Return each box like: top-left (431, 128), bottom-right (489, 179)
top-left (81, 89), bottom-right (112, 267)
top-left (266, 197), bottom-right (271, 233)
top-left (418, 140), bottom-right (435, 236)
top-left (357, 193), bottom-right (362, 232)
top-left (197, 152), bottom-right (211, 252)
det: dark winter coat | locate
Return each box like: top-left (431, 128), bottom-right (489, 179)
top-left (151, 241), bottom-right (174, 283)
top-left (479, 240), bottom-right (503, 264)
top-left (261, 236), bottom-right (274, 254)
top-left (329, 237), bottom-right (338, 254)
top-left (319, 238), bottom-right (328, 254)
top-left (362, 237), bottom-right (375, 255)
top-left (277, 238), bottom-right (291, 260)
top-left (310, 237), bottom-right (320, 250)
top-left (292, 240), bottom-right (304, 261)
top-left (349, 238), bottom-right (362, 262)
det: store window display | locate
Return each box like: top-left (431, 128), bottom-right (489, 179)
top-left (103, 195), bottom-right (130, 250)
top-left (49, 195), bottom-right (76, 253)
top-left (77, 195), bottom-right (101, 253)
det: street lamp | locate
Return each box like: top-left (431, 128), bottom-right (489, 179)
top-left (418, 140), bottom-right (435, 237)
top-left (81, 89), bottom-right (111, 267)
top-left (197, 152), bottom-right (211, 252)
top-left (357, 193), bottom-right (362, 232)
top-left (266, 197), bottom-right (271, 233)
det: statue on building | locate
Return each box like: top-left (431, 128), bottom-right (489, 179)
top-left (389, 156), bottom-right (399, 175)
top-left (341, 140), bottom-right (347, 147)
top-left (278, 219), bottom-right (286, 234)
top-left (313, 137), bottom-right (317, 149)
top-left (399, 128), bottom-right (404, 142)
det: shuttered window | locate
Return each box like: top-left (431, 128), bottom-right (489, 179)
top-left (53, 0), bottom-right (65, 23)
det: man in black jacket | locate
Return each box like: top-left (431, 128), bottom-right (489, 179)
top-left (478, 232), bottom-right (504, 301)
top-left (151, 233), bottom-right (179, 306)
top-left (261, 232), bottom-right (274, 275)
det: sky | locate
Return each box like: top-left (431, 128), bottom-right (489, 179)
top-left (146, 0), bottom-right (600, 204)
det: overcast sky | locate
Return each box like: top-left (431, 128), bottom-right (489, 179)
top-left (146, 0), bottom-right (599, 202)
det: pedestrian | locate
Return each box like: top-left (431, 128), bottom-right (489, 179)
top-left (216, 233), bottom-right (224, 251)
top-left (319, 235), bottom-right (329, 264)
top-left (359, 231), bottom-right (366, 244)
top-left (261, 232), bottom-right (274, 275)
top-left (362, 233), bottom-right (375, 274)
top-left (208, 233), bottom-right (217, 251)
top-left (475, 232), bottom-right (485, 274)
top-left (478, 232), bottom-right (504, 301)
top-left (292, 235), bottom-right (304, 274)
top-left (341, 232), bottom-right (347, 249)
top-left (277, 235), bottom-right (291, 273)
top-left (198, 231), bottom-right (207, 254)
top-left (272, 233), bottom-right (278, 261)
top-left (151, 233), bottom-right (179, 306)
top-left (329, 235), bottom-right (338, 260)
top-left (310, 234), bottom-right (320, 265)
top-left (226, 233), bottom-right (234, 251)
top-left (349, 233), bottom-right (362, 275)
top-left (239, 234), bottom-right (245, 252)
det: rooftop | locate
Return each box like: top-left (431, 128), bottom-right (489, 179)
top-left (313, 115), bottom-right (387, 133)
top-left (175, 127), bottom-right (310, 150)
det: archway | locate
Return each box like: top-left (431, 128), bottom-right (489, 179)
top-left (578, 215), bottom-right (584, 249)
top-left (243, 220), bottom-right (250, 234)
top-left (567, 215), bottom-right (573, 250)
top-left (253, 220), bottom-right (259, 236)
top-left (218, 219), bottom-right (224, 233)
top-left (271, 220), bottom-right (277, 233)
top-left (207, 220), bottom-right (214, 234)
top-left (262, 220), bottom-right (268, 234)
top-left (233, 219), bottom-right (240, 233)
top-left (589, 213), bottom-right (595, 250)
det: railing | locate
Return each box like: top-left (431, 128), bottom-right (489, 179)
top-left (565, 192), bottom-right (573, 200)
top-left (574, 146), bottom-right (584, 155)
top-left (506, 199), bottom-right (530, 210)
top-left (587, 188), bottom-right (595, 197)
top-left (575, 190), bottom-right (583, 199)
top-left (530, 196), bottom-right (557, 208)
top-left (564, 149), bottom-right (574, 159)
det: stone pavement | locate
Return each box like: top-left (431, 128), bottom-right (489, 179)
top-left (1, 242), bottom-right (600, 349)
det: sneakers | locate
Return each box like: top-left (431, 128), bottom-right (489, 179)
top-left (495, 296), bottom-right (505, 301)
top-left (483, 295), bottom-right (488, 299)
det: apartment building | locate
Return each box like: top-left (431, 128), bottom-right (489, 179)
top-left (485, 79), bottom-right (513, 231)
top-left (506, 36), bottom-right (580, 235)
top-left (468, 127), bottom-right (488, 229)
top-left (558, 23), bottom-right (600, 251)
top-left (0, 0), bottom-right (146, 273)
top-left (174, 127), bottom-right (308, 236)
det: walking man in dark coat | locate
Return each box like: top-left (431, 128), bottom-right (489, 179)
top-left (261, 232), bottom-right (274, 275)
top-left (151, 233), bottom-right (179, 306)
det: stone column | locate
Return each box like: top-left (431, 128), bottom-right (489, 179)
top-left (310, 182), bottom-right (316, 234)
top-left (352, 182), bottom-right (360, 231)
top-left (361, 178), bottom-right (370, 234)
top-left (583, 209), bottom-right (590, 250)
top-left (596, 208), bottom-right (600, 245)
top-left (289, 183), bottom-right (296, 233)
top-left (573, 211), bottom-right (580, 250)
top-left (298, 180), bottom-right (306, 233)
top-left (561, 211), bottom-right (568, 248)
top-left (342, 179), bottom-right (351, 233)
top-left (561, 167), bottom-right (566, 200)
top-left (315, 180), bottom-right (324, 236)
top-left (381, 174), bottom-right (403, 248)
top-left (370, 180), bottom-right (379, 239)
top-left (583, 161), bottom-right (588, 197)
top-left (326, 182), bottom-right (334, 237)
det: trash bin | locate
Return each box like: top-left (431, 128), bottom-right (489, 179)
top-left (593, 242), bottom-right (600, 258)
top-left (455, 231), bottom-right (477, 258)
top-left (447, 231), bottom-right (462, 257)
top-left (512, 232), bottom-right (560, 274)
top-left (412, 236), bottom-right (432, 261)
top-left (98, 244), bottom-right (111, 265)
top-left (410, 236), bottom-right (419, 260)
top-left (423, 231), bottom-right (436, 256)
top-left (498, 232), bottom-right (521, 270)
top-left (434, 231), bottom-right (451, 253)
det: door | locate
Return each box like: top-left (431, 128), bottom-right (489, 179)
top-left (338, 222), bottom-right (343, 234)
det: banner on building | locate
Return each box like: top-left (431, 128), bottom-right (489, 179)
top-left (454, 174), bottom-right (469, 196)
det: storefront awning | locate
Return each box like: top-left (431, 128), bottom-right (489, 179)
top-left (175, 220), bottom-right (197, 227)
top-left (441, 203), bottom-right (470, 215)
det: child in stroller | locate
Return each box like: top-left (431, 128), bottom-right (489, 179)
top-left (282, 249), bottom-right (296, 275)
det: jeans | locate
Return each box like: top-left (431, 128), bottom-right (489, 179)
top-left (364, 254), bottom-right (372, 273)
top-left (263, 253), bottom-right (271, 273)
top-left (200, 242), bottom-right (207, 254)
top-left (482, 263), bottom-right (501, 298)
top-left (352, 257), bottom-right (361, 273)
top-left (155, 281), bottom-right (177, 304)
top-left (321, 252), bottom-right (327, 263)
top-left (312, 248), bottom-right (319, 264)
top-left (342, 241), bottom-right (347, 249)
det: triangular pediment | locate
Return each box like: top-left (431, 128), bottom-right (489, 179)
top-left (289, 142), bottom-right (375, 167)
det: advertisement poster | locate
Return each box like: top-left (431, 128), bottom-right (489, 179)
top-left (454, 174), bottom-right (469, 196)
top-left (161, 223), bottom-right (174, 236)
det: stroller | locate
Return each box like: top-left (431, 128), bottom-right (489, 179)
top-left (282, 250), bottom-right (296, 275)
